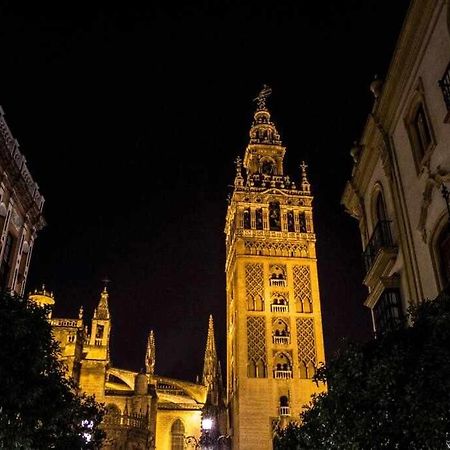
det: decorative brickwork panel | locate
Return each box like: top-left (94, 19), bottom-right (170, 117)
top-left (245, 263), bottom-right (264, 311)
top-left (296, 318), bottom-right (316, 378)
top-left (247, 316), bottom-right (267, 378)
top-left (293, 265), bottom-right (312, 312)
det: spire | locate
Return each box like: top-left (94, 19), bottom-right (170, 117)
top-left (202, 315), bottom-right (218, 390)
top-left (93, 286), bottom-right (110, 320)
top-left (145, 330), bottom-right (156, 376)
top-left (249, 84), bottom-right (282, 146)
top-left (300, 161), bottom-right (311, 193)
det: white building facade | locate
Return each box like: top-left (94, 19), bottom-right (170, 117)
top-left (341, 0), bottom-right (450, 334)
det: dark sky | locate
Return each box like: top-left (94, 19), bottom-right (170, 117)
top-left (0, 0), bottom-right (410, 381)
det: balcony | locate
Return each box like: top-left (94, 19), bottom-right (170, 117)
top-left (273, 335), bottom-right (290, 345)
top-left (270, 278), bottom-right (287, 287)
top-left (271, 303), bottom-right (288, 313)
top-left (273, 369), bottom-right (292, 379)
top-left (279, 406), bottom-right (290, 416)
top-left (362, 220), bottom-right (397, 288)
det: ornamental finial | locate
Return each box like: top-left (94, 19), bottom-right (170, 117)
top-left (300, 161), bottom-right (311, 193)
top-left (234, 155), bottom-right (244, 188)
top-left (253, 84), bottom-right (272, 110)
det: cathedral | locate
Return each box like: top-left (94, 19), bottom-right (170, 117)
top-left (25, 86), bottom-right (326, 449)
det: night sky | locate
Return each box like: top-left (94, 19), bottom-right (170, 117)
top-left (0, 0), bottom-right (410, 381)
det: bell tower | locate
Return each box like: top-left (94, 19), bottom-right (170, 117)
top-left (224, 86), bottom-right (326, 449)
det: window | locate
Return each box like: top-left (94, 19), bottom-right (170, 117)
top-left (243, 208), bottom-right (251, 229)
top-left (373, 289), bottom-right (402, 335)
top-left (438, 62), bottom-right (450, 113)
top-left (269, 202), bottom-right (281, 231)
top-left (96, 325), bottom-right (104, 339)
top-left (0, 232), bottom-right (15, 290)
top-left (405, 88), bottom-right (435, 172)
top-left (287, 211), bottom-right (295, 232)
top-left (437, 225), bottom-right (450, 287)
top-left (299, 212), bottom-right (307, 233)
top-left (171, 419), bottom-right (185, 450)
top-left (255, 208), bottom-right (263, 230)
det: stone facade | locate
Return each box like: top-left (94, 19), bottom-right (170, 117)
top-left (341, 0), bottom-right (450, 335)
top-left (0, 107), bottom-right (45, 295)
top-left (224, 86), bottom-right (327, 449)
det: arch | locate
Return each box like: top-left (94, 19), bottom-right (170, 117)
top-left (279, 395), bottom-right (289, 407)
top-left (430, 213), bottom-right (450, 290)
top-left (269, 201), bottom-right (281, 231)
top-left (260, 157), bottom-right (276, 175)
top-left (287, 210), bottom-right (295, 232)
top-left (273, 352), bottom-right (292, 369)
top-left (255, 208), bottom-right (263, 230)
top-left (256, 359), bottom-right (266, 378)
top-left (243, 208), bottom-right (251, 229)
top-left (171, 419), bottom-right (185, 450)
top-left (306, 361), bottom-right (316, 379)
top-left (299, 361), bottom-right (307, 379)
top-left (371, 183), bottom-right (388, 227)
top-left (272, 318), bottom-right (289, 336)
top-left (247, 360), bottom-right (257, 378)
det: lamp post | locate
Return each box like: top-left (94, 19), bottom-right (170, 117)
top-left (184, 417), bottom-right (231, 449)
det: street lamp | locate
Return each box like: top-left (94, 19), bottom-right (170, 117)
top-left (184, 416), bottom-right (231, 449)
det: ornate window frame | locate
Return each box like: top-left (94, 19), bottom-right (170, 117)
top-left (404, 79), bottom-right (436, 174)
top-left (429, 212), bottom-right (450, 291)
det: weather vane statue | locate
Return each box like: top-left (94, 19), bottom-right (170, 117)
top-left (253, 84), bottom-right (272, 110)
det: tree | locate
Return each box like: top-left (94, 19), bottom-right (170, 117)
top-left (275, 288), bottom-right (450, 449)
top-left (0, 292), bottom-right (105, 449)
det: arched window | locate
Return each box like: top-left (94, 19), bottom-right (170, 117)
top-left (255, 208), bottom-right (263, 230)
top-left (287, 211), bottom-right (295, 232)
top-left (243, 208), bottom-right (251, 229)
top-left (375, 192), bottom-right (387, 223)
top-left (404, 88), bottom-right (435, 172)
top-left (269, 202), bottom-right (281, 231)
top-left (299, 212), bottom-right (307, 233)
top-left (171, 419), bottom-right (185, 450)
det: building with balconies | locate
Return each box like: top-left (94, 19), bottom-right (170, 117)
top-left (341, 0), bottom-right (450, 335)
top-left (0, 107), bottom-right (45, 295)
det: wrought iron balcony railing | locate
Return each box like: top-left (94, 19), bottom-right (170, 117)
top-left (363, 220), bottom-right (394, 273)
top-left (279, 406), bottom-right (291, 416)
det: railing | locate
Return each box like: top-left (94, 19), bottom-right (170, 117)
top-left (271, 304), bottom-right (288, 313)
top-left (279, 406), bottom-right (290, 416)
top-left (362, 220), bottom-right (394, 273)
top-left (270, 279), bottom-right (287, 287)
top-left (273, 335), bottom-right (290, 345)
top-left (94, 338), bottom-right (103, 346)
top-left (439, 62), bottom-right (450, 111)
top-left (273, 370), bottom-right (292, 379)
top-left (103, 412), bottom-right (147, 430)
top-left (49, 318), bottom-right (80, 327)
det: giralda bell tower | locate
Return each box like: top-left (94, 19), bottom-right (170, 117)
top-left (224, 86), bottom-right (326, 448)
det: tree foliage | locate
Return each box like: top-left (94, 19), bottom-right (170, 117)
top-left (275, 289), bottom-right (450, 449)
top-left (0, 292), bottom-right (105, 449)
